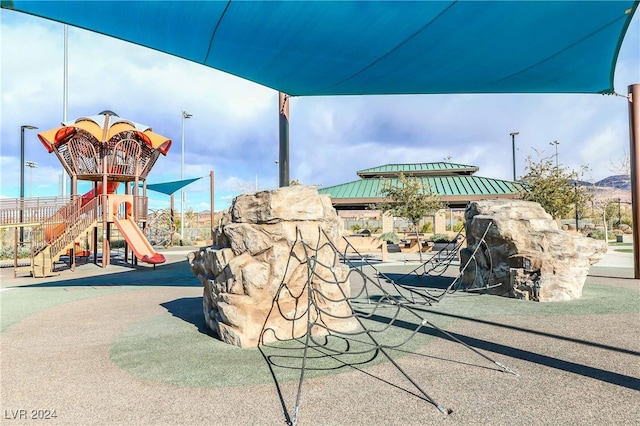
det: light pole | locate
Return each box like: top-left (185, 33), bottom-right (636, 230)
top-left (20, 125), bottom-right (38, 245)
top-left (550, 140), bottom-right (560, 169)
top-left (510, 132), bottom-right (519, 181)
top-left (25, 161), bottom-right (38, 197)
top-left (181, 111), bottom-right (192, 241)
top-left (618, 197), bottom-right (621, 227)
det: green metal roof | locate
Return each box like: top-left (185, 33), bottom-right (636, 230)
top-left (319, 175), bottom-right (522, 201)
top-left (357, 162), bottom-right (478, 178)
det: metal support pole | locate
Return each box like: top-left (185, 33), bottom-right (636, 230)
top-left (62, 25), bottom-right (68, 197)
top-left (618, 197), bottom-right (621, 228)
top-left (170, 193), bottom-right (175, 247)
top-left (279, 92), bottom-right (290, 187)
top-left (181, 111), bottom-right (192, 241)
top-left (102, 151), bottom-right (109, 268)
top-left (19, 125), bottom-right (38, 244)
top-left (627, 84), bottom-right (640, 279)
top-left (550, 140), bottom-right (560, 169)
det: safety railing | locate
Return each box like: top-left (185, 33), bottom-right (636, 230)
top-left (31, 196), bottom-right (99, 258)
top-left (0, 196), bottom-right (72, 226)
top-left (49, 197), bottom-right (99, 259)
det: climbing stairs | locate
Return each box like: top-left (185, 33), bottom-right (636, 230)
top-left (30, 197), bottom-right (99, 277)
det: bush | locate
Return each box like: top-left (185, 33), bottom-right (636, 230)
top-left (380, 232), bottom-right (400, 244)
top-left (110, 239), bottom-right (126, 249)
top-left (420, 222), bottom-right (433, 233)
top-left (349, 224), bottom-right (362, 232)
top-left (429, 233), bottom-right (452, 243)
top-left (587, 230), bottom-right (617, 241)
top-left (0, 245), bottom-right (32, 260)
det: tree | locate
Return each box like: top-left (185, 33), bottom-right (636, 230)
top-left (376, 173), bottom-right (443, 261)
top-left (519, 155), bottom-right (591, 221)
top-left (608, 150), bottom-right (631, 177)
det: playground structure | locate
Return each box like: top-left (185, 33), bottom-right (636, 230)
top-left (0, 111), bottom-right (172, 277)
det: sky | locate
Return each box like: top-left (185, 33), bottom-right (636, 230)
top-left (1, 7), bottom-right (639, 214)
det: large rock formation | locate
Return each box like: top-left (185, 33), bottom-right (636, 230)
top-left (188, 185), bottom-right (358, 348)
top-left (460, 200), bottom-right (607, 302)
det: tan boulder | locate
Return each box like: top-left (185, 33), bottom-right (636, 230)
top-left (460, 199), bottom-right (607, 302)
top-left (189, 185), bottom-right (358, 347)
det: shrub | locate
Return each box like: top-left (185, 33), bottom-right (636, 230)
top-left (429, 233), bottom-right (451, 243)
top-left (110, 239), bottom-right (126, 249)
top-left (0, 245), bottom-right (31, 260)
top-left (587, 230), bottom-right (617, 241)
top-left (380, 232), bottom-right (400, 244)
top-left (420, 222), bottom-right (433, 233)
top-left (349, 224), bottom-right (362, 232)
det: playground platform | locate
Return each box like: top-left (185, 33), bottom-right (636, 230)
top-left (1, 246), bottom-right (637, 425)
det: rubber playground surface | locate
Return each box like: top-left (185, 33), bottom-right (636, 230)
top-left (0, 247), bottom-right (638, 425)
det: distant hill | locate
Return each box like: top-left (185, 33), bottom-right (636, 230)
top-left (595, 175), bottom-right (631, 191)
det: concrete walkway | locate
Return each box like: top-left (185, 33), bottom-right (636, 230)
top-left (1, 246), bottom-right (638, 425)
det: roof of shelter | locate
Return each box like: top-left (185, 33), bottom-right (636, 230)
top-left (357, 162), bottom-right (479, 178)
top-left (318, 163), bottom-right (523, 208)
top-left (3, 1), bottom-right (637, 96)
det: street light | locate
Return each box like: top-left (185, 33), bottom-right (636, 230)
top-left (181, 111), bottom-right (192, 241)
top-left (550, 140), bottom-right (560, 169)
top-left (510, 132), bottom-right (519, 181)
top-left (25, 161), bottom-right (38, 197)
top-left (20, 125), bottom-right (38, 245)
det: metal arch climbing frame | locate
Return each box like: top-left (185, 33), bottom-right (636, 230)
top-left (257, 222), bottom-right (517, 425)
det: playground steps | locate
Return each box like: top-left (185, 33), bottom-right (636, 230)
top-left (30, 218), bottom-right (98, 278)
top-left (13, 264), bottom-right (33, 278)
top-left (32, 247), bottom-right (54, 278)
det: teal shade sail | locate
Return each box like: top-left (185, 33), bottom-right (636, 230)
top-left (2, 1), bottom-right (637, 95)
top-left (145, 178), bottom-right (203, 196)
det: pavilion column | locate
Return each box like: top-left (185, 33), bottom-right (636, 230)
top-left (627, 84), bottom-right (639, 279)
top-left (278, 92), bottom-right (290, 187)
top-left (381, 212), bottom-right (394, 235)
top-left (433, 209), bottom-right (447, 234)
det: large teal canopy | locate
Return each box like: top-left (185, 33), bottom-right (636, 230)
top-left (2, 1), bottom-right (637, 95)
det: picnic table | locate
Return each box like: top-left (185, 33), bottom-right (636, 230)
top-left (399, 236), bottom-right (434, 253)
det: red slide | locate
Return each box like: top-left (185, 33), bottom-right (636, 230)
top-left (112, 214), bottom-right (166, 264)
top-left (81, 181), bottom-right (119, 206)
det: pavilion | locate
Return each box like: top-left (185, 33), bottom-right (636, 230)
top-left (318, 162), bottom-right (523, 233)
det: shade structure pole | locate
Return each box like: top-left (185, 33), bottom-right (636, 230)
top-left (278, 92), bottom-right (290, 187)
top-left (628, 84), bottom-right (640, 279)
top-left (170, 193), bottom-right (175, 247)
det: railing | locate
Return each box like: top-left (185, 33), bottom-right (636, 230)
top-left (31, 196), bottom-right (99, 258)
top-left (49, 197), bottom-right (99, 258)
top-left (135, 196), bottom-right (148, 221)
top-left (0, 196), bottom-right (72, 226)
